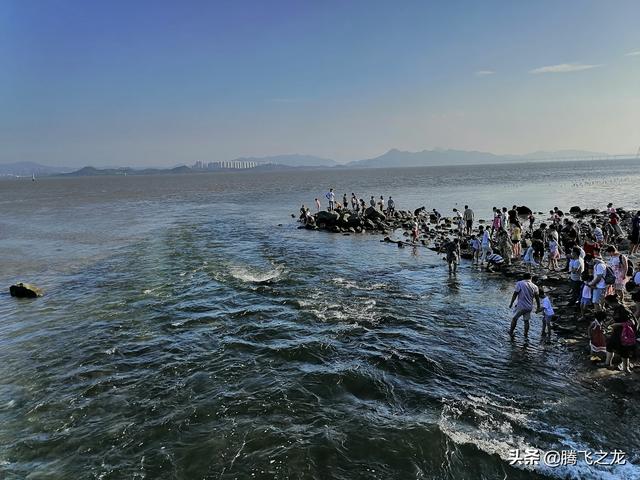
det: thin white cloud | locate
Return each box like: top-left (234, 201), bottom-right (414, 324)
top-left (625, 50), bottom-right (640, 57)
top-left (475, 70), bottom-right (495, 76)
top-left (529, 63), bottom-right (603, 74)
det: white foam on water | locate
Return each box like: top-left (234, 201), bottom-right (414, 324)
top-left (438, 397), bottom-right (640, 479)
top-left (229, 264), bottom-right (285, 283)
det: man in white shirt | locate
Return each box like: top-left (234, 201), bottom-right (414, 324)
top-left (568, 247), bottom-right (585, 305)
top-left (508, 273), bottom-right (541, 337)
top-left (588, 249), bottom-right (607, 311)
top-left (480, 226), bottom-right (491, 264)
top-left (326, 188), bottom-right (335, 211)
top-left (590, 222), bottom-right (604, 244)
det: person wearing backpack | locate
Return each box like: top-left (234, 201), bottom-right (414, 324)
top-left (604, 302), bottom-right (637, 373)
top-left (605, 245), bottom-right (629, 301)
top-left (588, 248), bottom-right (610, 312)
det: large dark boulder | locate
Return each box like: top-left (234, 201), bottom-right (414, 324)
top-left (516, 206), bottom-right (533, 216)
top-left (316, 210), bottom-right (340, 224)
top-left (364, 219), bottom-right (377, 230)
top-left (338, 213), bottom-right (351, 226)
top-left (364, 206), bottom-right (386, 222)
top-left (10, 283), bottom-right (43, 298)
top-left (569, 206), bottom-right (582, 214)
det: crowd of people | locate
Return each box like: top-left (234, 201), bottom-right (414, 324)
top-left (299, 189), bottom-right (398, 223)
top-left (299, 191), bottom-right (639, 373)
top-left (450, 202), bottom-right (639, 373)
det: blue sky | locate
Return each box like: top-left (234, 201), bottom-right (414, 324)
top-left (1, 0), bottom-right (639, 166)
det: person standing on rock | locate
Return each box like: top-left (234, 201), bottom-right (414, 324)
top-left (315, 198), bottom-right (321, 212)
top-left (568, 247), bottom-right (585, 307)
top-left (509, 273), bottom-right (541, 337)
top-left (369, 196), bottom-right (376, 208)
top-left (605, 245), bottom-right (628, 300)
top-left (463, 205), bottom-right (474, 235)
top-left (387, 196), bottom-right (395, 216)
top-left (496, 229), bottom-right (513, 265)
top-left (479, 225), bottom-right (491, 264)
top-left (378, 196), bottom-right (385, 212)
top-left (359, 198), bottom-right (366, 215)
top-left (528, 213), bottom-right (536, 233)
top-left (326, 189), bottom-right (335, 211)
top-left (508, 205), bottom-right (518, 227)
top-left (591, 222), bottom-right (604, 244)
top-left (453, 208), bottom-right (464, 237)
top-left (491, 209), bottom-right (502, 239)
top-left (511, 221), bottom-right (522, 259)
top-left (351, 193), bottom-right (358, 212)
top-left (588, 249), bottom-right (608, 312)
top-left (343, 193), bottom-right (348, 210)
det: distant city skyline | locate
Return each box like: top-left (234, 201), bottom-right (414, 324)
top-left (2, 0), bottom-right (639, 167)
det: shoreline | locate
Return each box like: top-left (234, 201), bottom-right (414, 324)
top-left (299, 203), bottom-right (639, 382)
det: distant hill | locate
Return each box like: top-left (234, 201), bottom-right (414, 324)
top-left (347, 148), bottom-right (614, 168)
top-left (347, 149), bottom-right (507, 168)
top-left (60, 163), bottom-right (301, 177)
top-left (519, 150), bottom-right (609, 160)
top-left (233, 154), bottom-right (338, 167)
top-left (0, 161), bottom-right (73, 177)
top-left (62, 166), bottom-right (190, 177)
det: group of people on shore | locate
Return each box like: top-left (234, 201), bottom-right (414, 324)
top-left (448, 202), bottom-right (639, 373)
top-left (317, 189), bottom-right (396, 215)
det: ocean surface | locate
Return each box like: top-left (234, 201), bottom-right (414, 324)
top-left (1, 159), bottom-right (640, 479)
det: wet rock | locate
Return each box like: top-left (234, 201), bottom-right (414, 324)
top-left (364, 206), bottom-right (386, 222)
top-left (10, 283), bottom-right (43, 298)
top-left (569, 206), bottom-right (582, 214)
top-left (316, 210), bottom-right (340, 224)
top-left (516, 206), bottom-right (533, 216)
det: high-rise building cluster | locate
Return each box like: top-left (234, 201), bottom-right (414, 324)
top-left (192, 160), bottom-right (264, 170)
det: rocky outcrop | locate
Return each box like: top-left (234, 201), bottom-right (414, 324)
top-left (516, 205), bottom-right (533, 216)
top-left (10, 283), bottom-right (43, 298)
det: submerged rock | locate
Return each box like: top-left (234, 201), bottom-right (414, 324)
top-left (10, 283), bottom-right (43, 298)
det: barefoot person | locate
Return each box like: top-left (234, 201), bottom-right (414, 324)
top-left (508, 273), bottom-right (541, 337)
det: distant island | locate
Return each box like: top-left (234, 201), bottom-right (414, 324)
top-left (1, 149), bottom-right (636, 178)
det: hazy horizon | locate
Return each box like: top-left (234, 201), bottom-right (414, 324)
top-left (2, 0), bottom-right (639, 167)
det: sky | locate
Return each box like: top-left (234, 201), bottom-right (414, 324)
top-left (1, 0), bottom-right (639, 167)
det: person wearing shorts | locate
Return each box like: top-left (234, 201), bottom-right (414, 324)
top-left (589, 250), bottom-right (607, 311)
top-left (508, 273), bottom-right (540, 337)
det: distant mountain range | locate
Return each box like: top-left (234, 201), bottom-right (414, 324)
top-left (0, 161), bottom-right (74, 177)
top-left (346, 148), bottom-right (612, 168)
top-left (0, 149), bottom-right (625, 177)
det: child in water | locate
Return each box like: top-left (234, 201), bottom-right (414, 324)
top-left (537, 288), bottom-right (554, 337)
